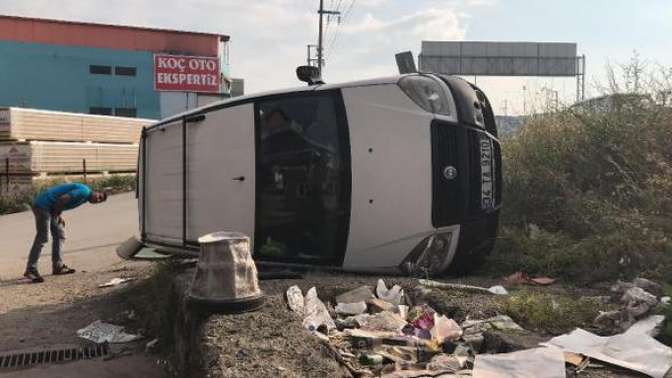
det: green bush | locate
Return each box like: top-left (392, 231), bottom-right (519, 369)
top-left (486, 60), bottom-right (672, 283)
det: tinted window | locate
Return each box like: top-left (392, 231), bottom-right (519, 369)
top-left (115, 66), bottom-right (137, 76)
top-left (255, 93), bottom-right (350, 264)
top-left (89, 65), bottom-right (111, 75)
top-left (115, 108), bottom-right (137, 118)
top-left (89, 107), bottom-right (112, 115)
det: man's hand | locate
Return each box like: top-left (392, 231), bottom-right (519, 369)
top-left (58, 216), bottom-right (66, 227)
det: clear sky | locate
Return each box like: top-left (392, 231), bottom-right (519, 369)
top-left (1, 0), bottom-right (670, 114)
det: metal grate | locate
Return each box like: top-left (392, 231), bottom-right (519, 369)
top-left (0, 344), bottom-right (109, 370)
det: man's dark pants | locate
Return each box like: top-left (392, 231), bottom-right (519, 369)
top-left (26, 206), bottom-right (64, 271)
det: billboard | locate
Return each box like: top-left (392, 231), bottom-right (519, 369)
top-left (154, 54), bottom-right (220, 93)
top-left (419, 41), bottom-right (579, 77)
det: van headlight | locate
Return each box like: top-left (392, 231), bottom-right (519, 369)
top-left (399, 231), bottom-right (455, 276)
top-left (398, 75), bottom-right (455, 116)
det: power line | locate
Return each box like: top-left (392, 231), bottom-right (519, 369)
top-left (325, 0), bottom-right (355, 62)
top-left (324, 0), bottom-right (342, 37)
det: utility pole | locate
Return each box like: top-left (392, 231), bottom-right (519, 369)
top-left (317, 0), bottom-right (341, 75)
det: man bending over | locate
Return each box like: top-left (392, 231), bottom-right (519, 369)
top-left (24, 183), bottom-right (107, 283)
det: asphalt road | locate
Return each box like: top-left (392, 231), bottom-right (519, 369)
top-left (0, 193), bottom-right (137, 279)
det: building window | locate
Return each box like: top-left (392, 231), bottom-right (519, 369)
top-left (115, 108), bottom-right (137, 118)
top-left (90, 107), bottom-right (112, 115)
top-left (89, 65), bottom-right (112, 75)
top-left (115, 66), bottom-right (137, 76)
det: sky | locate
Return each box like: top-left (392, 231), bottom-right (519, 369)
top-left (1, 0), bottom-right (670, 115)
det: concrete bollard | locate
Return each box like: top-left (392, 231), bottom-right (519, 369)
top-left (188, 232), bottom-right (264, 314)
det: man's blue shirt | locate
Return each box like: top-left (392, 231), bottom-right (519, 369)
top-left (34, 183), bottom-right (92, 212)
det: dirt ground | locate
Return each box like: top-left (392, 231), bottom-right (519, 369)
top-left (0, 259), bottom-right (166, 377)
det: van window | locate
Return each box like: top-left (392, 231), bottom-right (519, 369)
top-left (255, 92), bottom-right (350, 264)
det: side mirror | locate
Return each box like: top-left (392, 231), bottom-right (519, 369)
top-left (296, 66), bottom-right (324, 86)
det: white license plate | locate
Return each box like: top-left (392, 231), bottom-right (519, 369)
top-left (480, 137), bottom-right (494, 209)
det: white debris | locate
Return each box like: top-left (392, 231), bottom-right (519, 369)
top-left (145, 338), bottom-right (159, 352)
top-left (487, 285), bottom-right (508, 295)
top-left (430, 313), bottom-right (462, 343)
top-left (473, 347), bottom-right (566, 378)
top-left (77, 320), bottom-right (142, 344)
top-left (543, 325), bottom-right (672, 378)
top-left (376, 279), bottom-right (404, 305)
top-left (98, 277), bottom-right (135, 288)
top-left (286, 285), bottom-right (305, 315)
top-left (624, 315), bottom-right (666, 338)
top-left (661, 296), bottom-right (670, 305)
top-left (419, 279), bottom-right (501, 295)
top-left (302, 287), bottom-right (336, 332)
top-left (335, 301), bottom-right (367, 316)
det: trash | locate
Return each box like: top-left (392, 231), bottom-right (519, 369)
top-left (359, 353), bottom-right (384, 365)
top-left (408, 305), bottom-right (435, 330)
top-left (376, 279), bottom-right (404, 305)
top-left (311, 330), bottom-right (330, 343)
top-left (622, 286), bottom-right (658, 307)
top-left (503, 271), bottom-right (555, 286)
top-left (662, 296), bottom-right (671, 305)
top-left (145, 338), bottom-right (159, 352)
top-left (397, 305), bottom-right (409, 321)
top-left (529, 277), bottom-right (555, 286)
top-left (419, 279), bottom-right (503, 296)
top-left (632, 277), bottom-right (664, 297)
top-left (302, 287), bottom-right (336, 332)
top-left (543, 326), bottom-right (672, 378)
top-left (336, 301), bottom-right (368, 316)
top-left (98, 277), bottom-right (135, 288)
top-left (473, 347), bottom-right (566, 378)
top-left (562, 351), bottom-right (585, 367)
top-left (462, 315), bottom-right (523, 334)
top-left (336, 285), bottom-right (375, 304)
top-left (427, 354), bottom-right (468, 371)
top-left (624, 314), bottom-right (666, 337)
top-left (359, 311), bottom-right (407, 334)
top-left (336, 313), bottom-right (371, 330)
top-left (430, 314), bottom-right (462, 343)
top-left (487, 285), bottom-right (508, 295)
top-left (286, 285), bottom-right (305, 315)
top-left (77, 320), bottom-right (142, 344)
top-left (612, 278), bottom-right (664, 297)
top-left (367, 298), bottom-right (397, 313)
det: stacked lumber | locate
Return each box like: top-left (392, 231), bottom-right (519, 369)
top-left (0, 107), bottom-right (150, 143)
top-left (0, 108), bottom-right (154, 195)
top-left (0, 142), bottom-right (138, 173)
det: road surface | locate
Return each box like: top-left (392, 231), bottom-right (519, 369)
top-left (0, 193), bottom-right (137, 279)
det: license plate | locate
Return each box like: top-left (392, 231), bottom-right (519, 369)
top-left (480, 137), bottom-right (494, 209)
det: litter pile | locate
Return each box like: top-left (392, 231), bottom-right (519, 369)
top-left (594, 277), bottom-right (669, 332)
top-left (285, 278), bottom-right (672, 378)
top-left (286, 279), bottom-right (520, 377)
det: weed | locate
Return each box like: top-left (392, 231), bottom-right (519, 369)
top-left (485, 58), bottom-right (672, 283)
top-left (500, 290), bottom-right (613, 334)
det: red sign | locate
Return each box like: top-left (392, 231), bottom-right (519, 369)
top-left (154, 54), bottom-right (220, 93)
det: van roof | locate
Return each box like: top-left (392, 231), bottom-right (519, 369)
top-left (149, 74), bottom-right (413, 128)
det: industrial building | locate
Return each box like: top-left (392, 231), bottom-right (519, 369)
top-left (0, 15), bottom-right (238, 119)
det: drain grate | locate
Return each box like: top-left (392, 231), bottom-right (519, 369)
top-left (0, 344), bottom-right (109, 370)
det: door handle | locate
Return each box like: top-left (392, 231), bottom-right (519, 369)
top-left (232, 176), bottom-right (245, 182)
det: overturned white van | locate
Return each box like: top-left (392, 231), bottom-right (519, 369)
top-left (137, 72), bottom-right (501, 275)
